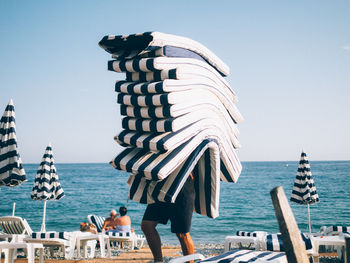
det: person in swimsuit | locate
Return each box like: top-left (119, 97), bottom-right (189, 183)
top-left (102, 210), bottom-right (118, 231)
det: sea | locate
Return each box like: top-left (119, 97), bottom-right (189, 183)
top-left (0, 161), bottom-right (349, 244)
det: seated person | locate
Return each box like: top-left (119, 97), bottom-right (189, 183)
top-left (108, 206), bottom-right (132, 233)
top-left (115, 206), bottom-right (132, 232)
top-left (102, 209), bottom-right (118, 231)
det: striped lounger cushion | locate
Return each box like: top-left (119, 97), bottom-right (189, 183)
top-left (324, 225), bottom-right (350, 235)
top-left (115, 119), bottom-right (240, 154)
top-left (109, 57), bottom-right (233, 99)
top-left (31, 232), bottom-right (70, 240)
top-left (98, 31), bottom-right (230, 76)
top-left (265, 233), bottom-right (312, 252)
top-left (106, 232), bottom-right (131, 237)
top-left (115, 79), bottom-right (236, 105)
top-left (121, 109), bottom-right (240, 139)
top-left (201, 249), bottom-right (287, 263)
top-left (127, 138), bottom-right (222, 218)
top-left (111, 128), bottom-right (241, 182)
top-left (121, 66), bottom-right (231, 98)
top-left (116, 88), bottom-right (242, 124)
top-left (89, 215), bottom-right (105, 233)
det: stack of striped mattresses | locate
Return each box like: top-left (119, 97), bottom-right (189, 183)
top-left (99, 32), bottom-right (243, 218)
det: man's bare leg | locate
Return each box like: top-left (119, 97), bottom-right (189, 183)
top-left (141, 220), bottom-right (163, 262)
top-left (176, 232), bottom-right (195, 262)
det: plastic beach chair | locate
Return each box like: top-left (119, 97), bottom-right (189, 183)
top-left (318, 225), bottom-right (350, 236)
top-left (87, 214), bottom-right (146, 250)
top-left (23, 231), bottom-right (77, 259)
top-left (225, 231), bottom-right (314, 254)
top-left (0, 241), bottom-right (44, 263)
top-left (0, 216), bottom-right (33, 238)
top-left (87, 215), bottom-right (105, 233)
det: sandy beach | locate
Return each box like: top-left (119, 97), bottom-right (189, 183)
top-left (3, 244), bottom-right (341, 263)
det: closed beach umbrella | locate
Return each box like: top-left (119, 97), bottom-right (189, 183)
top-left (31, 143), bottom-right (64, 232)
top-left (290, 150), bottom-right (319, 233)
top-left (0, 99), bottom-right (26, 215)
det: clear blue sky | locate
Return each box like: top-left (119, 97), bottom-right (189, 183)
top-left (1, 0), bottom-right (349, 163)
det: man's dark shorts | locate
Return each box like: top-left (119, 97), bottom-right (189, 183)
top-left (142, 177), bottom-right (195, 233)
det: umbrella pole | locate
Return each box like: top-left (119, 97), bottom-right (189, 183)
top-left (307, 203), bottom-right (312, 233)
top-left (41, 200), bottom-right (47, 232)
top-left (12, 202), bottom-right (16, 216)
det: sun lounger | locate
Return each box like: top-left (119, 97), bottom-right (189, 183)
top-left (318, 225), bottom-right (350, 236)
top-left (169, 249), bottom-right (287, 263)
top-left (74, 232), bottom-right (109, 258)
top-left (225, 231), bottom-right (314, 254)
top-left (24, 231), bottom-right (77, 259)
top-left (87, 215), bottom-right (105, 233)
top-left (0, 216), bottom-right (33, 240)
top-left (105, 231), bottom-right (145, 250)
top-left (87, 214), bottom-right (145, 250)
top-left (0, 241), bottom-right (44, 263)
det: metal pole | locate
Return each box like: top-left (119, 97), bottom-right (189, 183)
top-left (40, 200), bottom-right (47, 232)
top-left (12, 202), bottom-right (16, 216)
top-left (307, 203), bottom-right (312, 233)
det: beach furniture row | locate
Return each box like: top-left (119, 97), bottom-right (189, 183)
top-left (169, 186), bottom-right (350, 263)
top-left (0, 215), bottom-right (145, 262)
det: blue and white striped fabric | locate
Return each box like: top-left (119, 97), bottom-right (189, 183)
top-left (124, 67), bottom-right (231, 96)
top-left (106, 232), bottom-right (132, 237)
top-left (323, 225), bottom-right (350, 236)
top-left (99, 31), bottom-right (230, 76)
top-left (116, 88), bottom-right (242, 124)
top-left (236, 231), bottom-right (258, 237)
top-left (31, 231), bottom-right (70, 240)
top-left (88, 215), bottom-right (105, 233)
top-left (111, 130), bottom-right (241, 183)
top-left (290, 151), bottom-right (319, 205)
top-left (109, 57), bottom-right (233, 99)
top-left (127, 139), bottom-right (222, 218)
top-left (115, 79), bottom-right (237, 105)
top-left (102, 32), bottom-right (243, 218)
top-left (201, 249), bottom-right (287, 263)
top-left (265, 233), bottom-right (312, 252)
top-left (115, 119), bottom-right (240, 154)
top-left (0, 99), bottom-right (26, 187)
top-left (31, 144), bottom-right (65, 201)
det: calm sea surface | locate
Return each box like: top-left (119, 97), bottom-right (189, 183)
top-left (0, 161), bottom-right (349, 244)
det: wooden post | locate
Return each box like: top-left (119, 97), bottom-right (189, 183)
top-left (270, 186), bottom-right (309, 263)
top-left (345, 236), bottom-right (350, 263)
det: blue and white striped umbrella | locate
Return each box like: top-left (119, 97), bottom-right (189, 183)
top-left (290, 151), bottom-right (319, 232)
top-left (31, 143), bottom-right (64, 232)
top-left (0, 99), bottom-right (26, 188)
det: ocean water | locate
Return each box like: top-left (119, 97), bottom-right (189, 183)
top-left (0, 161), bottom-right (349, 244)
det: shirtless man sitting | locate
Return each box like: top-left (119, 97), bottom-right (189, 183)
top-left (102, 209), bottom-right (118, 231)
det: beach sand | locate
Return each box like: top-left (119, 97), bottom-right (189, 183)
top-left (4, 246), bottom-right (182, 263)
top-left (4, 245), bottom-right (341, 263)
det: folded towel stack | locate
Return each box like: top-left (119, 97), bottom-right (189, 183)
top-left (99, 32), bottom-right (243, 218)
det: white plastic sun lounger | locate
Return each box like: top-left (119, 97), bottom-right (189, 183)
top-left (87, 214), bottom-right (145, 250)
top-left (0, 216), bottom-right (33, 240)
top-left (24, 232), bottom-right (77, 259)
top-left (0, 241), bottom-right (44, 263)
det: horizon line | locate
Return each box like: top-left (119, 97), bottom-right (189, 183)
top-left (22, 159), bottom-right (350, 165)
